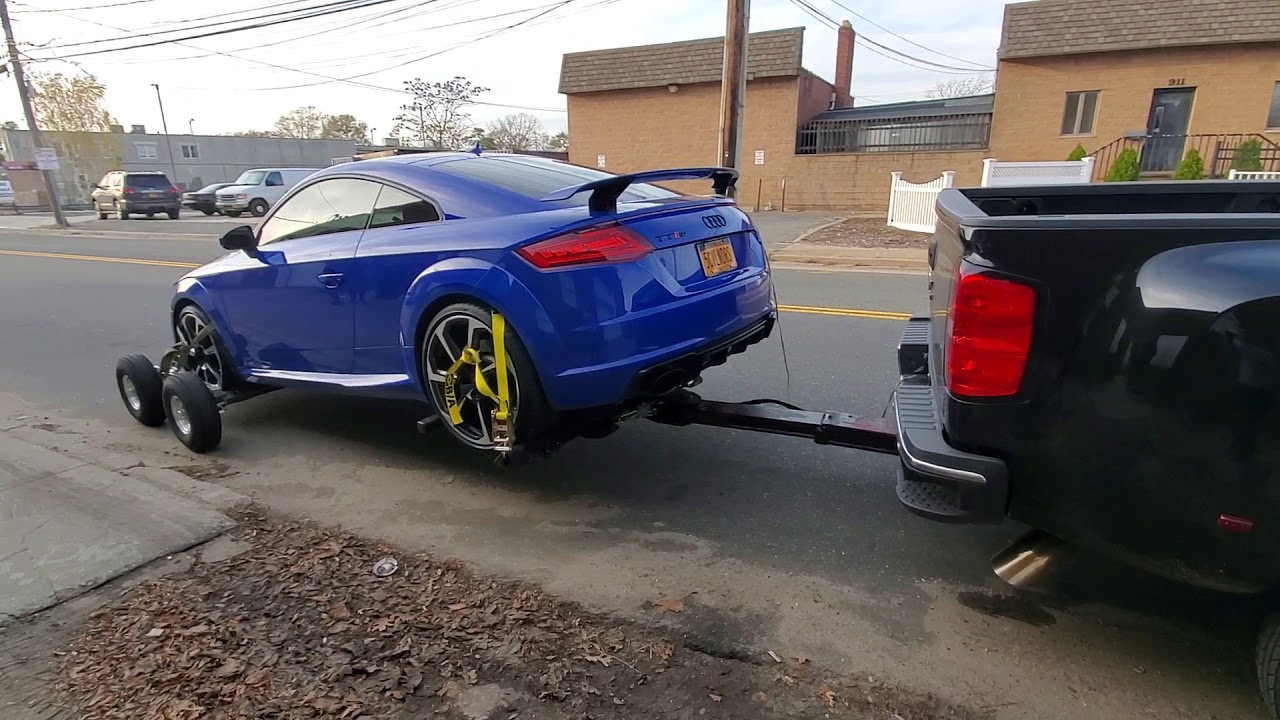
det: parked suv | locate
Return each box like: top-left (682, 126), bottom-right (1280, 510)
top-left (92, 171), bottom-right (181, 220)
top-left (215, 167), bottom-right (317, 217)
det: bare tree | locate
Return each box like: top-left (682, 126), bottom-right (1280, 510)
top-left (391, 76), bottom-right (488, 149)
top-left (274, 106), bottom-right (326, 139)
top-left (924, 75), bottom-right (994, 99)
top-left (485, 113), bottom-right (548, 152)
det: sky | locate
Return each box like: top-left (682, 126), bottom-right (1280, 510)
top-left (1, 0), bottom-right (1015, 141)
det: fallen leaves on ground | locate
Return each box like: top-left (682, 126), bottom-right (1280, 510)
top-left (803, 215), bottom-right (930, 249)
top-left (55, 508), bottom-right (990, 720)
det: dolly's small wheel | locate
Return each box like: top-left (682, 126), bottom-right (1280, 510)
top-left (116, 354), bottom-right (164, 427)
top-left (162, 371), bottom-right (222, 453)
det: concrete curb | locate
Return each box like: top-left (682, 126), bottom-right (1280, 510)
top-left (4, 425), bottom-right (249, 513)
top-left (767, 253), bottom-right (928, 271)
top-left (0, 428), bottom-right (243, 623)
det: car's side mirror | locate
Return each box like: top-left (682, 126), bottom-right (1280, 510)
top-left (220, 225), bottom-right (258, 254)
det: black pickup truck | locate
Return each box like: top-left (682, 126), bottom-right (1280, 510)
top-left (893, 182), bottom-right (1280, 716)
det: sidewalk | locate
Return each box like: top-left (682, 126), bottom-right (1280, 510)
top-left (0, 212), bottom-right (97, 231)
top-left (769, 243), bottom-right (928, 270)
top-left (0, 425), bottom-right (243, 623)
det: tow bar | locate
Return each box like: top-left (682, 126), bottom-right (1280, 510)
top-left (646, 389), bottom-right (899, 455)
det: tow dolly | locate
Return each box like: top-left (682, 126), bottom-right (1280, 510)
top-left (114, 311), bottom-right (903, 462)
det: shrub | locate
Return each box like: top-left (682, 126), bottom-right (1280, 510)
top-left (1066, 143), bottom-right (1087, 162)
top-left (1173, 148), bottom-right (1206, 180)
top-left (1232, 138), bottom-right (1263, 172)
top-left (1105, 148), bottom-right (1140, 182)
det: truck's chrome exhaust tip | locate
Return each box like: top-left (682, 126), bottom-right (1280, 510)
top-left (991, 530), bottom-right (1076, 592)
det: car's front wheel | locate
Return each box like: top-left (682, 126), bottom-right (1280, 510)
top-left (422, 303), bottom-right (550, 450)
top-left (248, 199), bottom-right (269, 217)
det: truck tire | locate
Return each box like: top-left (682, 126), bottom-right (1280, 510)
top-left (248, 199), bottom-right (269, 217)
top-left (162, 371), bottom-right (222, 453)
top-left (1260, 611), bottom-right (1280, 720)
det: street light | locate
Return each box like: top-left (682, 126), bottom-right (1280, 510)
top-left (150, 83), bottom-right (180, 187)
top-left (188, 118), bottom-right (194, 135)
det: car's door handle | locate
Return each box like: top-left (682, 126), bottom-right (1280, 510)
top-left (317, 271), bottom-right (344, 288)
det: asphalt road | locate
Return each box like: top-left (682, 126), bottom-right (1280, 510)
top-left (0, 223), bottom-right (1265, 718)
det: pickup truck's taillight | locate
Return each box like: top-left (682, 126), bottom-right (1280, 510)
top-left (946, 265), bottom-right (1035, 398)
top-left (517, 225), bottom-right (652, 269)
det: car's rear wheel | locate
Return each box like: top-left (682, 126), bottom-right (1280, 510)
top-left (422, 303), bottom-right (550, 450)
top-left (201, 209), bottom-right (214, 216)
top-left (173, 305), bottom-right (228, 392)
top-left (116, 202), bottom-right (129, 220)
top-left (167, 208), bottom-right (180, 220)
top-left (1260, 610), bottom-right (1280, 719)
top-left (226, 211), bottom-right (242, 218)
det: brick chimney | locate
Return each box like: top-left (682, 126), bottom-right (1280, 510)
top-left (834, 19), bottom-right (855, 109)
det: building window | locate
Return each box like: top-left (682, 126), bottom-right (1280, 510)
top-left (1060, 91), bottom-right (1099, 136)
top-left (1268, 82), bottom-right (1280, 129)
top-left (134, 142), bottom-right (158, 159)
top-left (180, 143), bottom-right (199, 159)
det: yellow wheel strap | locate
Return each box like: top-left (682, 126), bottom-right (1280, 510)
top-left (440, 313), bottom-right (512, 427)
top-left (492, 313), bottom-right (510, 423)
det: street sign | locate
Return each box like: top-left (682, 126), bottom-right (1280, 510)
top-left (596, 154), bottom-right (606, 168)
top-left (754, 149), bottom-right (765, 165)
top-left (33, 147), bottom-right (58, 171)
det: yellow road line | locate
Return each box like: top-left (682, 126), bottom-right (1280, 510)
top-left (778, 304), bottom-right (911, 321)
top-left (0, 248), bottom-right (914, 322)
top-left (0, 248), bottom-right (200, 269)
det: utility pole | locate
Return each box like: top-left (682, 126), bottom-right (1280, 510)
top-left (0, 0), bottom-right (67, 227)
top-left (716, 0), bottom-right (750, 195)
top-left (151, 84), bottom-right (180, 187)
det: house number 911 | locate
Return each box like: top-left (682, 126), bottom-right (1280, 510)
top-left (1168, 78), bottom-right (1186, 86)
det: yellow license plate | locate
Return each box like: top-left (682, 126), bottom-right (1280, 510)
top-left (697, 238), bottom-right (738, 278)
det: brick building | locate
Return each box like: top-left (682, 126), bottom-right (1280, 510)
top-left (991, 0), bottom-right (1280, 175)
top-left (563, 0), bottom-right (1280, 212)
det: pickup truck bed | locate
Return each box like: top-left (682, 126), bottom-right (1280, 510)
top-left (895, 181), bottom-right (1280, 594)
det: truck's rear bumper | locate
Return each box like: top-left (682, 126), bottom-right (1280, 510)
top-left (894, 318), bottom-right (1009, 524)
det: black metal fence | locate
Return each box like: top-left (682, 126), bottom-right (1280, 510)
top-left (796, 112), bottom-right (992, 154)
top-left (1088, 133), bottom-right (1280, 181)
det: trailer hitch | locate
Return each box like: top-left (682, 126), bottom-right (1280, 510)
top-left (646, 389), bottom-right (898, 455)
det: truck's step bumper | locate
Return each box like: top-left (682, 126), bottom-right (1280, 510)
top-left (895, 318), bottom-right (1010, 525)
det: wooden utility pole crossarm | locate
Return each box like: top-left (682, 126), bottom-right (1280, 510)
top-left (0, 0), bottom-right (68, 227)
top-left (717, 0), bottom-right (750, 191)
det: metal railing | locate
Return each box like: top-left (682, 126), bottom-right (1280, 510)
top-left (1088, 133), bottom-right (1280, 181)
top-left (797, 112), bottom-right (992, 154)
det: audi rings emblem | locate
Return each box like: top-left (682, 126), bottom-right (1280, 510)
top-left (701, 214), bottom-right (728, 229)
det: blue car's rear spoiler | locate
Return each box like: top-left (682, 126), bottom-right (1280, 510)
top-left (540, 167), bottom-right (739, 215)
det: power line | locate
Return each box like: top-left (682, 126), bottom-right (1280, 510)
top-left (33, 3), bottom-right (566, 113)
top-left (822, 0), bottom-right (993, 71)
top-left (13, 0), bottom-right (157, 12)
top-left (31, 0), bottom-right (406, 58)
top-left (241, 0), bottom-right (606, 92)
top-left (789, 0), bottom-right (993, 76)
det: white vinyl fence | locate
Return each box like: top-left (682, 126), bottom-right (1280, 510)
top-left (1229, 169), bottom-right (1280, 180)
top-left (981, 158), bottom-right (1095, 187)
top-left (887, 171), bottom-right (954, 233)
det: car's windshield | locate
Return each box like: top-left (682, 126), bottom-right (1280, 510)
top-left (126, 174), bottom-right (171, 189)
top-left (234, 170), bottom-right (267, 186)
top-left (435, 156), bottom-right (678, 205)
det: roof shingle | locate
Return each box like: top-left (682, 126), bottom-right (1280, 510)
top-left (559, 27), bottom-right (804, 95)
top-left (1000, 0), bottom-right (1280, 59)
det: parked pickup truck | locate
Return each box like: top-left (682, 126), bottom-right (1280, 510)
top-left (894, 182), bottom-right (1280, 716)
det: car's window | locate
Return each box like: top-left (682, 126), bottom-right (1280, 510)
top-left (258, 178), bottom-right (380, 246)
top-left (435, 156), bottom-right (679, 205)
top-left (369, 185), bottom-right (441, 228)
top-left (266, 171), bottom-right (284, 187)
top-left (109, 173), bottom-right (122, 187)
top-left (234, 170), bottom-right (266, 186)
top-left (198, 183), bottom-right (226, 193)
top-left (126, 174), bottom-right (171, 189)
top-left (97, 173), bottom-right (111, 187)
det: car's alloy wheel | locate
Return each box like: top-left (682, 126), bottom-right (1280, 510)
top-left (174, 308), bottom-right (224, 391)
top-left (424, 312), bottom-right (521, 449)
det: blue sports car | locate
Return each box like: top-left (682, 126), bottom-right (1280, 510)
top-left (161, 153), bottom-right (774, 453)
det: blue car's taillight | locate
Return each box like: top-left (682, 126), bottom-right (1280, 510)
top-left (517, 224), bottom-right (653, 269)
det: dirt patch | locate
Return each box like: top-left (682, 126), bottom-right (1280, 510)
top-left (166, 459), bottom-right (238, 481)
top-left (800, 216), bottom-right (929, 249)
top-left (56, 509), bottom-right (985, 719)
